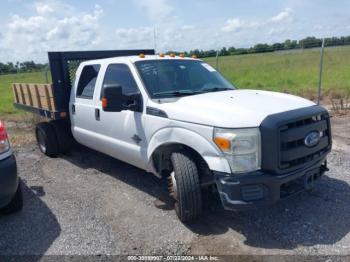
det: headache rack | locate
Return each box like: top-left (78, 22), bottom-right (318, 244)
top-left (12, 49), bottom-right (155, 119)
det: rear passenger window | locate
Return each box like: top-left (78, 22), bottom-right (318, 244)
top-left (102, 64), bottom-right (139, 96)
top-left (76, 65), bottom-right (101, 99)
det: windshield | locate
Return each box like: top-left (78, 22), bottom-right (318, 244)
top-left (135, 60), bottom-right (235, 98)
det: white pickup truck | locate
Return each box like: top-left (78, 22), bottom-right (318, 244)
top-left (13, 50), bottom-right (332, 222)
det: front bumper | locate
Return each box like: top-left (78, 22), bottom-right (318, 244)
top-left (0, 154), bottom-right (18, 208)
top-left (214, 158), bottom-right (328, 211)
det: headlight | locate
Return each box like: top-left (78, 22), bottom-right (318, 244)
top-left (0, 121), bottom-right (10, 154)
top-left (213, 127), bottom-right (261, 173)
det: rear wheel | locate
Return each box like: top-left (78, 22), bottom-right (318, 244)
top-left (168, 151), bottom-right (202, 223)
top-left (50, 120), bottom-right (72, 154)
top-left (36, 122), bottom-right (59, 157)
top-left (1, 182), bottom-right (23, 215)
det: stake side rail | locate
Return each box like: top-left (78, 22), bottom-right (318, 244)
top-left (12, 83), bottom-right (66, 120)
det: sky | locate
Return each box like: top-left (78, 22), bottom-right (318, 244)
top-left (0, 0), bottom-right (349, 62)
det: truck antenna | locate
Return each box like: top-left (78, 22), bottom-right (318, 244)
top-left (154, 25), bottom-right (157, 54)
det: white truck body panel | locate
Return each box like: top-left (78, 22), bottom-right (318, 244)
top-left (145, 116), bottom-right (232, 174)
top-left (69, 55), bottom-right (316, 174)
top-left (153, 89), bottom-right (315, 128)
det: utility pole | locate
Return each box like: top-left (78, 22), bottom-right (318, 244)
top-left (317, 38), bottom-right (325, 105)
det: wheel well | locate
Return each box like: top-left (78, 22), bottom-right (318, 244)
top-left (151, 143), bottom-right (214, 186)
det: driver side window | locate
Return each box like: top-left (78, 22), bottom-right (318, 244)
top-left (102, 64), bottom-right (139, 97)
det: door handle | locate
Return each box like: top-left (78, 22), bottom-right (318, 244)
top-left (95, 108), bottom-right (100, 121)
top-left (72, 104), bottom-right (75, 115)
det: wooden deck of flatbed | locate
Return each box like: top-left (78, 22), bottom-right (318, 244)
top-left (12, 83), bottom-right (66, 119)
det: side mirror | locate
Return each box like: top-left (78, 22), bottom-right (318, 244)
top-left (102, 84), bottom-right (124, 112)
top-left (102, 84), bottom-right (143, 112)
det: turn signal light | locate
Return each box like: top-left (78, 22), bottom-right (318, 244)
top-left (139, 53), bottom-right (145, 58)
top-left (170, 53), bottom-right (176, 58)
top-left (214, 137), bottom-right (231, 151)
top-left (102, 98), bottom-right (108, 108)
top-left (159, 53), bottom-right (165, 57)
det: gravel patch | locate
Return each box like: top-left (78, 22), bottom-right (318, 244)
top-left (0, 117), bottom-right (349, 257)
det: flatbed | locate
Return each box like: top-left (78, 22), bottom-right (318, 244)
top-left (13, 50), bottom-right (155, 119)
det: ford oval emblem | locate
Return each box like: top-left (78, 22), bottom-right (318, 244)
top-left (304, 131), bottom-right (321, 147)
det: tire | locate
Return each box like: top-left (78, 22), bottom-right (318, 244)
top-left (36, 122), bottom-right (59, 157)
top-left (169, 151), bottom-right (202, 222)
top-left (1, 182), bottom-right (23, 215)
top-left (50, 120), bottom-right (72, 154)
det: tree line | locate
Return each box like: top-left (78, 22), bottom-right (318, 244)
top-left (1, 35), bottom-right (350, 75)
top-left (175, 35), bottom-right (350, 58)
top-left (0, 61), bottom-right (47, 75)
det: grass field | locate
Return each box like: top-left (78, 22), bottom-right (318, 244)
top-left (0, 71), bottom-right (48, 118)
top-left (1, 46), bottom-right (350, 117)
top-left (205, 46), bottom-right (350, 97)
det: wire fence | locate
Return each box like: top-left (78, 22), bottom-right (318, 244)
top-left (208, 43), bottom-right (350, 114)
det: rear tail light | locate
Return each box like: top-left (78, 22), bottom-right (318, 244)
top-left (0, 121), bottom-right (10, 154)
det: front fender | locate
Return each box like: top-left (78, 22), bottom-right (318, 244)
top-left (147, 127), bottom-right (231, 173)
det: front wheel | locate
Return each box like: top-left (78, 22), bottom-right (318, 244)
top-left (168, 151), bottom-right (202, 223)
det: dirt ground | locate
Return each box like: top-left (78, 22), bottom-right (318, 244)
top-left (0, 116), bottom-right (350, 258)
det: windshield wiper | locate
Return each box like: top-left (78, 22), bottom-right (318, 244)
top-left (200, 87), bottom-right (233, 93)
top-left (153, 90), bottom-right (199, 98)
top-left (153, 87), bottom-right (233, 98)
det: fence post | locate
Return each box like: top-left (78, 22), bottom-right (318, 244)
top-left (317, 38), bottom-right (325, 105)
top-left (43, 64), bottom-right (50, 84)
top-left (216, 49), bottom-right (219, 70)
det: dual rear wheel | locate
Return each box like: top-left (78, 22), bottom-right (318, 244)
top-left (35, 120), bottom-right (72, 157)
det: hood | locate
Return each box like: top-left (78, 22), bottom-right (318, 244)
top-left (151, 90), bottom-right (315, 128)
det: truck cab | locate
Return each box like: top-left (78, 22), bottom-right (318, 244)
top-left (13, 51), bottom-right (332, 222)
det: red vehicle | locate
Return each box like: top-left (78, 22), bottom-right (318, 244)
top-left (0, 121), bottom-right (22, 214)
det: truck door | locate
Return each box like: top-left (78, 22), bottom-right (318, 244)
top-left (93, 63), bottom-right (148, 169)
top-left (70, 64), bottom-right (102, 150)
